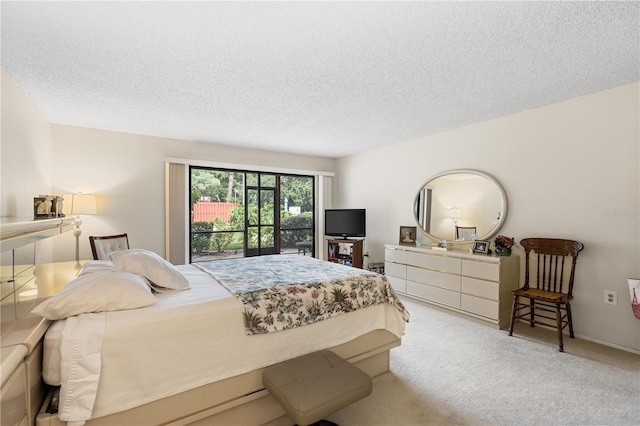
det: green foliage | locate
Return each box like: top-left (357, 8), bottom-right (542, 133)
top-left (191, 169), bottom-right (221, 205)
top-left (229, 205), bottom-right (247, 230)
top-left (191, 221), bottom-right (214, 253)
top-left (230, 203), bottom-right (276, 228)
top-left (281, 175), bottom-right (313, 213)
top-left (280, 212), bottom-right (313, 246)
top-left (191, 168), bottom-right (244, 205)
top-left (191, 170), bottom-right (315, 254)
top-left (282, 211), bottom-right (313, 229)
top-left (210, 218), bottom-right (234, 253)
top-left (247, 227), bottom-right (275, 248)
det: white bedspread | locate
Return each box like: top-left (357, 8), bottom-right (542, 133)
top-left (43, 264), bottom-right (406, 422)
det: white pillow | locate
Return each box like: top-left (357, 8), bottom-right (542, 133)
top-left (110, 249), bottom-right (190, 291)
top-left (79, 260), bottom-right (113, 276)
top-left (32, 271), bottom-right (156, 320)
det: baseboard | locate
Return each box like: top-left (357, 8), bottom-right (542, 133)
top-left (573, 333), bottom-right (640, 355)
top-left (513, 319), bottom-right (640, 355)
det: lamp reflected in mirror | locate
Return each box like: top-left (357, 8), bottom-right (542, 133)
top-left (448, 208), bottom-right (462, 225)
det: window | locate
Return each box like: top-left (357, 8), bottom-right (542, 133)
top-left (189, 167), bottom-right (314, 263)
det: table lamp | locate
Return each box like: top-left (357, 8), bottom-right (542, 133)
top-left (71, 193), bottom-right (97, 263)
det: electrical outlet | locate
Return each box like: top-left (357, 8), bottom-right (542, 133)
top-left (604, 290), bottom-right (617, 305)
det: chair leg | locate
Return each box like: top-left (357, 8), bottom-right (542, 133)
top-left (566, 303), bottom-right (575, 338)
top-left (556, 304), bottom-right (564, 352)
top-left (529, 299), bottom-right (535, 328)
top-left (508, 295), bottom-right (518, 336)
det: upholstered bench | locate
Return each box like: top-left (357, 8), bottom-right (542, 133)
top-left (262, 350), bottom-right (373, 426)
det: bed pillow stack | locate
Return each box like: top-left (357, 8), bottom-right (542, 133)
top-left (31, 249), bottom-right (190, 320)
top-left (31, 271), bottom-right (156, 320)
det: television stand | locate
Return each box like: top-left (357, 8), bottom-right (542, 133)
top-left (327, 239), bottom-right (363, 268)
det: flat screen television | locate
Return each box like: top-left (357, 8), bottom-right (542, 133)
top-left (324, 209), bottom-right (366, 238)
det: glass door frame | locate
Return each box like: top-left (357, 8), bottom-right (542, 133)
top-left (244, 173), bottom-right (279, 257)
top-left (189, 166), bottom-right (315, 262)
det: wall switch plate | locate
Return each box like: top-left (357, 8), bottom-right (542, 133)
top-left (604, 290), bottom-right (617, 305)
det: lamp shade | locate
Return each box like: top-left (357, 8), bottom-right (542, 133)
top-left (448, 208), bottom-right (462, 219)
top-left (71, 193), bottom-right (97, 215)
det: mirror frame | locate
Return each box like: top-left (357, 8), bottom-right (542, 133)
top-left (413, 169), bottom-right (508, 244)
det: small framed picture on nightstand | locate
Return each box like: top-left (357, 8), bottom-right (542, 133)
top-left (472, 240), bottom-right (489, 254)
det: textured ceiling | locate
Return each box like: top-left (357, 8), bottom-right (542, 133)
top-left (1, 1), bottom-right (638, 158)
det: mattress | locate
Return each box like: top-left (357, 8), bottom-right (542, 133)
top-left (42, 264), bottom-right (407, 421)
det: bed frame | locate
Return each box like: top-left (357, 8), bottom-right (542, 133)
top-left (36, 329), bottom-right (400, 425)
top-left (0, 219), bottom-right (401, 426)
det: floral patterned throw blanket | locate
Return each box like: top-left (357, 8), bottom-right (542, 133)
top-left (195, 255), bottom-right (410, 335)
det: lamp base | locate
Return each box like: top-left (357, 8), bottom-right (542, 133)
top-left (73, 221), bottom-right (82, 262)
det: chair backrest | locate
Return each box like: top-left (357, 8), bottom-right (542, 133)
top-left (89, 233), bottom-right (130, 260)
top-left (455, 226), bottom-right (477, 241)
top-left (521, 238), bottom-right (584, 297)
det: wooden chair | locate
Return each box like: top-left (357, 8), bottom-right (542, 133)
top-left (89, 233), bottom-right (130, 260)
top-left (509, 238), bottom-right (584, 352)
top-left (455, 226), bottom-right (477, 241)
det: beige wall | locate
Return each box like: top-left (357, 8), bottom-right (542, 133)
top-left (1, 68), bottom-right (53, 218)
top-left (336, 83), bottom-right (640, 352)
top-left (49, 125), bottom-right (336, 261)
top-left (1, 69), bottom-right (58, 262)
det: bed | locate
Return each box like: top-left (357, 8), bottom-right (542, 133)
top-left (33, 251), bottom-right (409, 426)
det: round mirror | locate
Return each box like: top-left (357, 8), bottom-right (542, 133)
top-left (414, 169), bottom-right (507, 243)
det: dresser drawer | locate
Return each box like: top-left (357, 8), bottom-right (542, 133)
top-left (461, 294), bottom-right (499, 320)
top-left (461, 259), bottom-right (500, 281)
top-left (386, 275), bottom-right (406, 293)
top-left (407, 281), bottom-right (460, 308)
top-left (384, 261), bottom-right (406, 279)
top-left (406, 251), bottom-right (460, 273)
top-left (385, 248), bottom-right (407, 263)
top-left (461, 277), bottom-right (499, 300)
top-left (407, 266), bottom-right (460, 291)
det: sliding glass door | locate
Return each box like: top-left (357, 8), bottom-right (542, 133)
top-left (244, 173), bottom-right (277, 257)
top-left (189, 167), bottom-right (314, 263)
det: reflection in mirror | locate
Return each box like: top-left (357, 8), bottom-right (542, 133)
top-left (1, 250), bottom-right (15, 302)
top-left (13, 244), bottom-right (35, 276)
top-left (1, 243), bottom-right (36, 307)
top-left (0, 250), bottom-right (13, 283)
top-left (415, 170), bottom-right (507, 243)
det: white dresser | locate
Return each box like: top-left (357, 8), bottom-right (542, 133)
top-left (385, 244), bottom-right (519, 329)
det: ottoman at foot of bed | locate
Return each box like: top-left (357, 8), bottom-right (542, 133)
top-left (262, 350), bottom-right (372, 426)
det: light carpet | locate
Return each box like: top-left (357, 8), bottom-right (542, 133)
top-left (263, 297), bottom-right (640, 426)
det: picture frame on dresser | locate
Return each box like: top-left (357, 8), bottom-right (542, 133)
top-left (472, 240), bottom-right (489, 254)
top-left (399, 226), bottom-right (416, 246)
